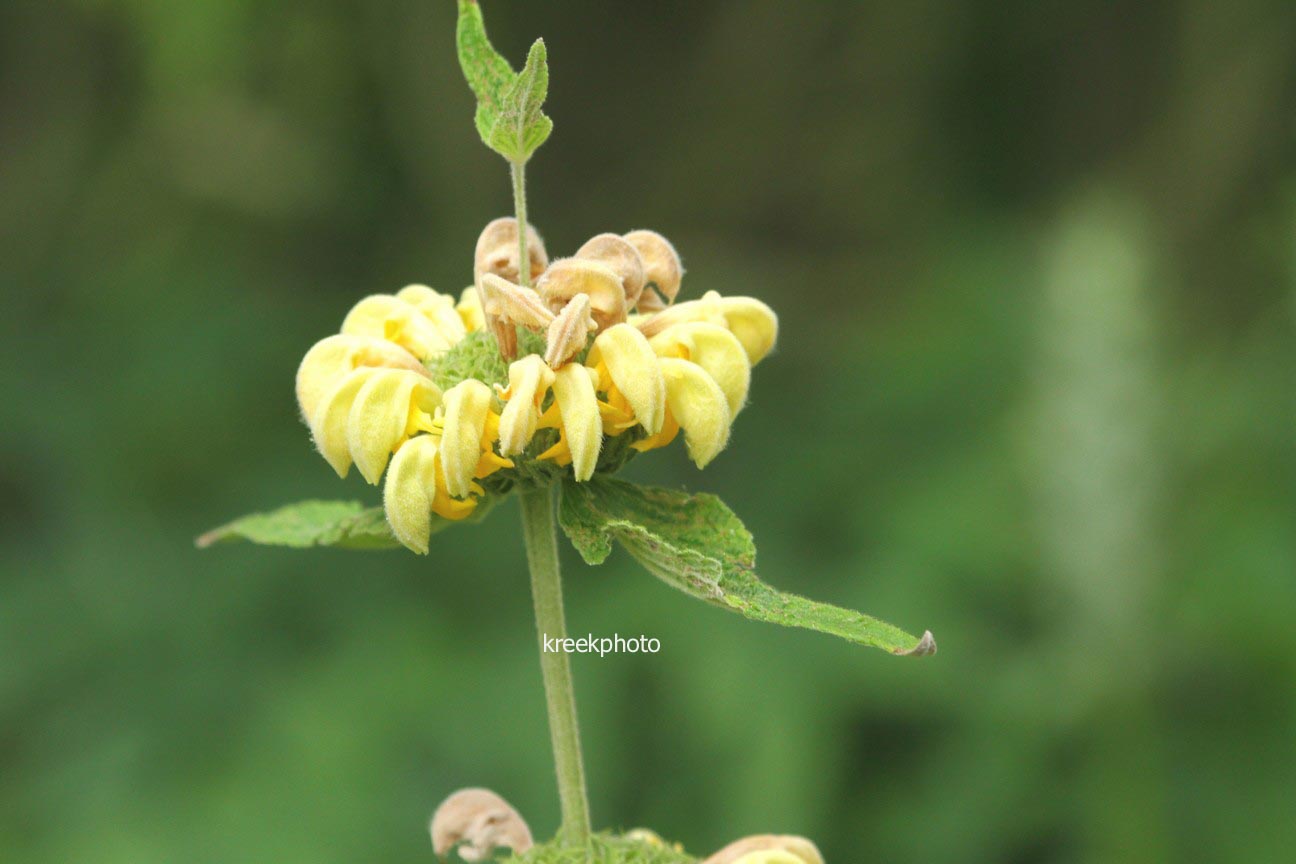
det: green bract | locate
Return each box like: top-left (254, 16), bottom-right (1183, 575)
top-left (456, 0), bottom-right (553, 164)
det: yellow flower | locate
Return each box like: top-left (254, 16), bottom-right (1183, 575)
top-left (294, 224), bottom-right (778, 553)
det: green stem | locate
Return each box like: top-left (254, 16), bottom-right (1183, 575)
top-left (511, 159), bottom-right (531, 288)
top-left (519, 484), bottom-right (591, 846)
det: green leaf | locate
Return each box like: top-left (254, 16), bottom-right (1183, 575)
top-left (195, 500), bottom-right (405, 550)
top-left (559, 478), bottom-right (936, 656)
top-left (456, 0), bottom-right (553, 163)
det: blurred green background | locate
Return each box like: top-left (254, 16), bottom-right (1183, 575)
top-left (3, 1), bottom-right (1294, 862)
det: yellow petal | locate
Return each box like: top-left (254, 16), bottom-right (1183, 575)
top-left (430, 468), bottom-right (482, 520)
top-left (649, 322), bottom-right (750, 416)
top-left (439, 379), bottom-right (493, 497)
top-left (347, 369), bottom-right (441, 485)
top-left (456, 286), bottom-right (485, 332)
top-left (551, 364), bottom-right (602, 481)
top-left (590, 324), bottom-right (666, 434)
top-left (630, 412), bottom-right (680, 454)
top-left (729, 853), bottom-right (804, 864)
top-left (706, 836), bottom-right (822, 864)
top-left (718, 295), bottom-right (779, 364)
top-left (341, 294), bottom-right (454, 359)
top-left (497, 355), bottom-right (555, 456)
top-left (296, 334), bottom-right (426, 425)
top-left (383, 434), bottom-right (440, 554)
top-left (635, 291), bottom-right (725, 339)
top-left (396, 284), bottom-right (468, 344)
top-left (776, 839), bottom-right (823, 864)
top-left (310, 368), bottom-right (382, 478)
top-left (659, 357), bottom-right (731, 468)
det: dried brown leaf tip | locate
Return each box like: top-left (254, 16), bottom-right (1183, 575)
top-left (701, 834), bottom-right (824, 864)
top-left (429, 787), bottom-right (534, 862)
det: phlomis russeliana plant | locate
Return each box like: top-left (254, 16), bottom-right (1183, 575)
top-left (199, 3), bottom-right (934, 861)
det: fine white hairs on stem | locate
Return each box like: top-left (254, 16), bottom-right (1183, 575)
top-left (429, 787), bottom-right (534, 862)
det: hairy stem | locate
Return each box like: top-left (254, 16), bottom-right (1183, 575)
top-left (519, 484), bottom-right (591, 845)
top-left (511, 160), bottom-right (531, 288)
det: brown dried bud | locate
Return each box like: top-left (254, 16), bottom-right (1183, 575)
top-left (429, 788), bottom-right (533, 862)
top-left (474, 217), bottom-right (549, 287)
top-left (535, 257), bottom-right (628, 331)
top-left (623, 230), bottom-right (683, 308)
top-left (575, 233), bottom-right (647, 309)
top-left (701, 835), bottom-right (824, 864)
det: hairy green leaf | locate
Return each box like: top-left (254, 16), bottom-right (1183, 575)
top-left (559, 478), bottom-right (935, 656)
top-left (195, 500), bottom-right (404, 550)
top-left (456, 0), bottom-right (552, 163)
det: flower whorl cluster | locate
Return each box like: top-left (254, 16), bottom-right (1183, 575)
top-left (295, 219), bottom-right (777, 554)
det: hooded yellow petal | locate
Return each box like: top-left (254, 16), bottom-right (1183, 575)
top-left (310, 368), bottom-right (382, 478)
top-left (439, 379), bottom-right (493, 498)
top-left (718, 295), bottom-right (778, 364)
top-left (496, 355), bottom-right (555, 456)
top-left (457, 286), bottom-right (485, 332)
top-left (649, 322), bottom-right (750, 417)
top-left (635, 290), bottom-right (726, 339)
top-left (341, 294), bottom-right (454, 359)
top-left (590, 324), bottom-right (666, 434)
top-left (551, 364), bottom-right (602, 481)
top-left (347, 369), bottom-right (441, 485)
top-left (383, 434), bottom-right (440, 554)
top-left (296, 334), bottom-right (426, 425)
top-left (659, 357), bottom-right (731, 468)
top-left (396, 284), bottom-right (469, 345)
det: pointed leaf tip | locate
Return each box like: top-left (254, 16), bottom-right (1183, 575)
top-left (559, 477), bottom-right (933, 657)
top-left (196, 500), bottom-right (402, 550)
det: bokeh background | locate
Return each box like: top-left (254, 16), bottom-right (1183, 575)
top-left (3, 1), bottom-right (1294, 862)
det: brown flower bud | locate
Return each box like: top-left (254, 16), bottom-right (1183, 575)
top-left (429, 788), bottom-right (533, 862)
top-left (623, 230), bottom-right (683, 308)
top-left (575, 233), bottom-right (647, 309)
top-left (474, 217), bottom-right (549, 287)
top-left (535, 257), bottom-right (628, 331)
